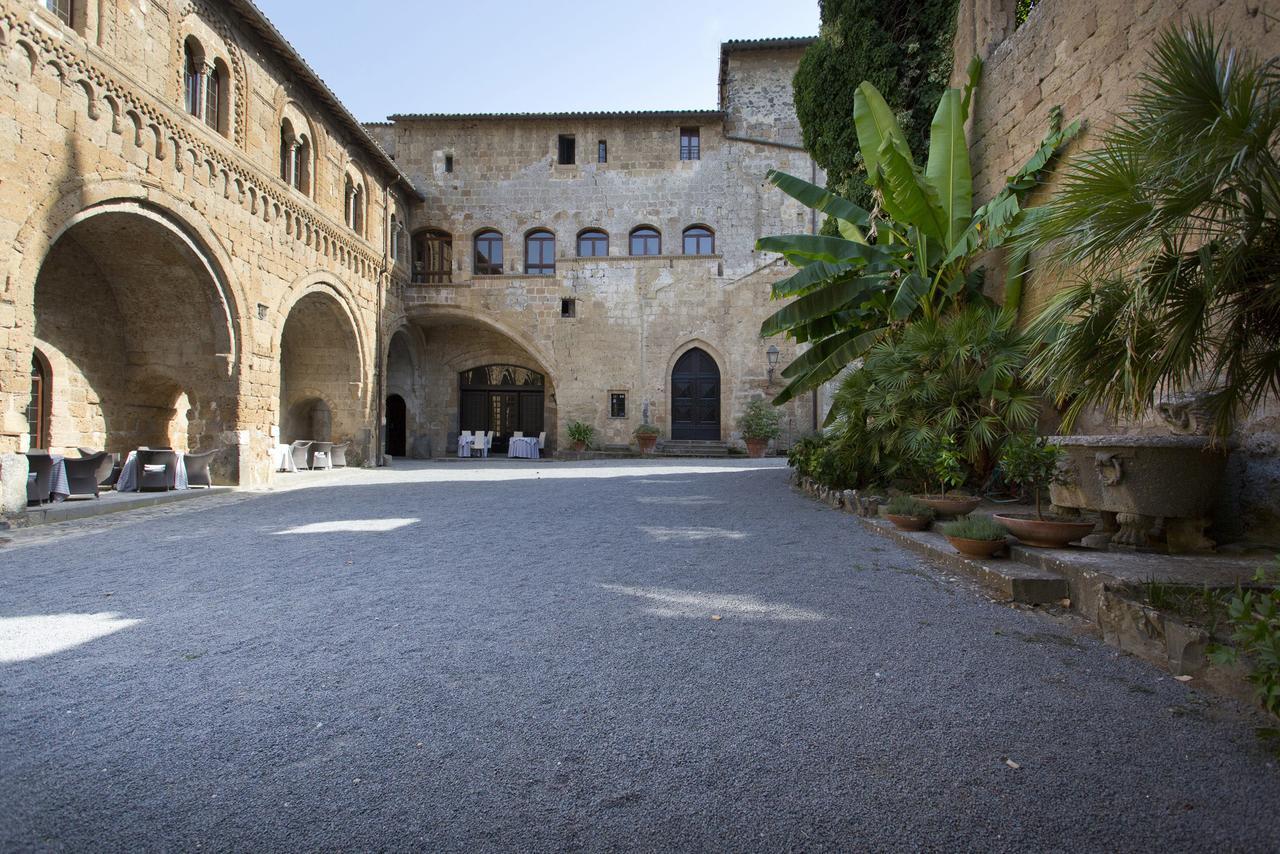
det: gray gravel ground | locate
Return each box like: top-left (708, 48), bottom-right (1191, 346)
top-left (2, 459), bottom-right (1278, 852)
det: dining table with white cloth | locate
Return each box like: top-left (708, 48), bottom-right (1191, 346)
top-left (113, 450), bottom-right (189, 492)
top-left (507, 437), bottom-right (540, 459)
top-left (272, 444), bottom-right (298, 472)
top-left (457, 435), bottom-right (474, 458)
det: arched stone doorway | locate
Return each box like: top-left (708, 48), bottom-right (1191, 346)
top-left (30, 203), bottom-right (237, 466)
top-left (671, 347), bottom-right (721, 440)
top-left (459, 365), bottom-right (545, 454)
top-left (279, 290), bottom-right (364, 462)
top-left (385, 394), bottom-right (407, 457)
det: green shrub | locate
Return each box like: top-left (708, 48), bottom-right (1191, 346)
top-left (633, 423), bottom-right (660, 437)
top-left (998, 433), bottom-right (1064, 519)
top-left (1211, 560), bottom-right (1280, 721)
top-left (785, 433), bottom-right (858, 491)
top-left (738, 399), bottom-right (782, 441)
top-left (885, 495), bottom-right (936, 519)
top-left (567, 421), bottom-right (594, 446)
top-left (939, 515), bottom-right (1006, 541)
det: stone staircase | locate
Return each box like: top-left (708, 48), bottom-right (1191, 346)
top-left (654, 439), bottom-right (731, 457)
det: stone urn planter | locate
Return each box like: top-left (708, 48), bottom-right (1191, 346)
top-left (944, 535), bottom-right (1005, 558)
top-left (1049, 435), bottom-right (1229, 552)
top-left (744, 438), bottom-right (769, 458)
top-left (635, 433), bottom-right (658, 454)
top-left (913, 494), bottom-right (982, 517)
top-left (886, 513), bottom-right (932, 532)
top-left (993, 513), bottom-right (1097, 549)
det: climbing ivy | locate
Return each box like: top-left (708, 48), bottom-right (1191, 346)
top-left (792, 0), bottom-right (961, 218)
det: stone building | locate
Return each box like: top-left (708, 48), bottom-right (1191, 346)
top-left (0, 0), bottom-right (819, 516)
top-left (366, 37), bottom-right (820, 457)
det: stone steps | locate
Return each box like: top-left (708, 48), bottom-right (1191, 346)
top-left (654, 440), bottom-right (730, 457)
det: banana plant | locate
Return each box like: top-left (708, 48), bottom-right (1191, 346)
top-left (757, 58), bottom-right (1079, 407)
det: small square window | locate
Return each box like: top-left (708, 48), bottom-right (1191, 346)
top-left (680, 127), bottom-right (700, 161)
top-left (610, 393), bottom-right (627, 419)
top-left (558, 135), bottom-right (576, 165)
top-left (444, 154), bottom-right (454, 173)
top-left (561, 298), bottom-right (577, 318)
top-left (598, 140), bottom-right (607, 163)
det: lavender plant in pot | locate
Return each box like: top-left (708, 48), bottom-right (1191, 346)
top-left (938, 515), bottom-right (1008, 558)
top-left (993, 434), bottom-right (1096, 548)
top-left (883, 495), bottom-right (936, 532)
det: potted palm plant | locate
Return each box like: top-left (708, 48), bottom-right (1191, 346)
top-left (738, 400), bottom-right (781, 458)
top-left (633, 423), bottom-right (660, 454)
top-left (914, 435), bottom-right (982, 517)
top-left (883, 495), bottom-right (936, 532)
top-left (939, 515), bottom-right (1008, 558)
top-left (567, 421), bottom-right (594, 452)
top-left (993, 434), bottom-right (1096, 548)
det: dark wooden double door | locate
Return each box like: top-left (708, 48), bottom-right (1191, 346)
top-left (671, 348), bottom-right (721, 440)
top-left (459, 365), bottom-right (545, 454)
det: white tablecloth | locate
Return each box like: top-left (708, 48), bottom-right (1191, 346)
top-left (507, 437), bottom-right (540, 459)
top-left (272, 444), bottom-right (298, 473)
top-left (115, 450), bottom-right (189, 492)
top-left (457, 436), bottom-right (473, 458)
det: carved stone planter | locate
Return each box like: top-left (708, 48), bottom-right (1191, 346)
top-left (1049, 435), bottom-right (1228, 553)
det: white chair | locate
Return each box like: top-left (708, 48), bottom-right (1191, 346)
top-left (513, 431), bottom-right (524, 439)
top-left (537, 431), bottom-right (546, 450)
top-left (482, 431), bottom-right (495, 458)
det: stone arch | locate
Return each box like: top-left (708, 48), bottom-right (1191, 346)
top-left (25, 200), bottom-right (241, 464)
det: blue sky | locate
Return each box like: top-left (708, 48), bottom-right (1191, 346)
top-left (253, 0), bottom-right (820, 121)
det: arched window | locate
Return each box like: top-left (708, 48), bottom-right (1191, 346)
top-left (682, 225), bottom-right (715, 255)
top-left (390, 214), bottom-right (401, 262)
top-left (27, 351), bottom-right (51, 451)
top-left (474, 230), bottom-right (503, 275)
top-left (414, 229), bottom-right (453, 283)
top-left (345, 175), bottom-right (365, 235)
top-left (525, 230), bottom-right (555, 275)
top-left (183, 38), bottom-right (204, 118)
top-left (206, 58), bottom-right (230, 135)
top-left (629, 226), bottom-right (661, 256)
top-left (280, 120), bottom-right (310, 193)
top-left (576, 228), bottom-right (608, 258)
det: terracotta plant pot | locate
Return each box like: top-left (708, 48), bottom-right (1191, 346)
top-left (994, 513), bottom-right (1096, 549)
top-left (945, 535), bottom-right (1006, 558)
top-left (886, 513), bottom-right (932, 532)
top-left (636, 434), bottom-right (658, 454)
top-left (571, 440), bottom-right (586, 452)
top-left (744, 438), bottom-right (769, 458)
top-left (913, 494), bottom-right (982, 517)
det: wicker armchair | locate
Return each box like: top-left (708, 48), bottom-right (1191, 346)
top-left (64, 452), bottom-right (113, 499)
top-left (289, 440), bottom-right (312, 471)
top-left (330, 442), bottom-right (350, 467)
top-left (308, 441), bottom-right (334, 470)
top-left (136, 449), bottom-right (178, 492)
top-left (184, 449), bottom-right (221, 488)
top-left (25, 452), bottom-right (54, 505)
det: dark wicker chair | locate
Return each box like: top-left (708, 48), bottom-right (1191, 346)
top-left (289, 440), bottom-right (312, 471)
top-left (136, 449), bottom-right (178, 492)
top-left (64, 452), bottom-right (113, 499)
top-left (184, 449), bottom-right (220, 488)
top-left (308, 441), bottom-right (334, 470)
top-left (26, 452), bottom-right (54, 505)
top-left (331, 442), bottom-right (350, 467)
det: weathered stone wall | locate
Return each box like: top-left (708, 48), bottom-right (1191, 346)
top-left (953, 0), bottom-right (1280, 540)
top-left (371, 44), bottom-right (824, 453)
top-left (0, 0), bottom-right (412, 515)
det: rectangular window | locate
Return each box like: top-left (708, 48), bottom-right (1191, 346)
top-left (558, 135), bottom-right (576, 165)
top-left (444, 154), bottom-right (454, 173)
top-left (598, 140), bottom-right (607, 163)
top-left (680, 127), bottom-right (700, 161)
top-left (610, 392), bottom-right (627, 419)
top-left (561, 298), bottom-right (577, 318)
top-left (45, 0), bottom-right (72, 25)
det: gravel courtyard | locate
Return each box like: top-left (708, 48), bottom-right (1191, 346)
top-left (2, 459), bottom-right (1278, 851)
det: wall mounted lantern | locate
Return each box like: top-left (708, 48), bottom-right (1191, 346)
top-left (766, 344), bottom-right (781, 385)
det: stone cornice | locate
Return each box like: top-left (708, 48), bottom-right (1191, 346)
top-left (1, 1), bottom-right (388, 277)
